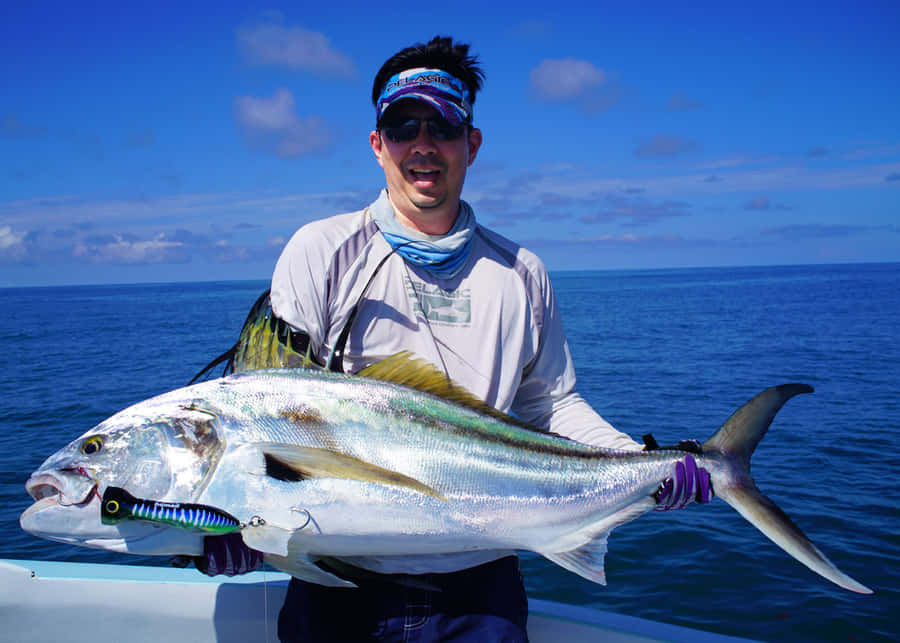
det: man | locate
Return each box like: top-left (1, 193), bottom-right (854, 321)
top-left (201, 36), bottom-right (712, 642)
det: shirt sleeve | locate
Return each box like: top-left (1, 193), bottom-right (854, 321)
top-left (510, 267), bottom-right (642, 452)
top-left (270, 224), bottom-right (330, 353)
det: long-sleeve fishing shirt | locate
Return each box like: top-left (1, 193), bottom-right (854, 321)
top-left (270, 190), bottom-right (641, 574)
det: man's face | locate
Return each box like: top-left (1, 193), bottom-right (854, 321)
top-left (370, 100), bottom-right (482, 234)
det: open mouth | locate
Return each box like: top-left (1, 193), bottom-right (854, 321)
top-left (407, 166), bottom-right (442, 186)
top-left (20, 469), bottom-right (200, 554)
top-left (25, 469), bottom-right (99, 509)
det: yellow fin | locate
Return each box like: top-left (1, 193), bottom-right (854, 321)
top-left (357, 352), bottom-right (534, 429)
top-left (261, 443), bottom-right (447, 502)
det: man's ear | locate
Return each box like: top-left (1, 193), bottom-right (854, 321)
top-left (467, 127), bottom-right (483, 167)
top-left (369, 130), bottom-right (385, 168)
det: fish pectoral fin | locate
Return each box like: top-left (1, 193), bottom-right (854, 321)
top-left (264, 553), bottom-right (358, 588)
top-left (260, 443), bottom-right (447, 501)
top-left (543, 536), bottom-right (610, 585)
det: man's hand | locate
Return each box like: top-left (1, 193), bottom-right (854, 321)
top-left (642, 436), bottom-right (714, 511)
top-left (654, 453), bottom-right (714, 511)
top-left (194, 533), bottom-right (264, 576)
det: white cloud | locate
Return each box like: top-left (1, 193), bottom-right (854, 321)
top-left (0, 224), bottom-right (24, 250)
top-left (0, 188), bottom-right (374, 269)
top-left (236, 19), bottom-right (355, 78)
top-left (234, 88), bottom-right (332, 158)
top-left (73, 233), bottom-right (187, 264)
top-left (235, 88), bottom-right (297, 132)
top-left (529, 58), bottom-right (607, 100)
top-left (0, 224), bottom-right (27, 262)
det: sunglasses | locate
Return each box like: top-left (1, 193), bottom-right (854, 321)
top-left (380, 117), bottom-right (467, 143)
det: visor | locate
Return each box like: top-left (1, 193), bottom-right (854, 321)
top-left (376, 68), bottom-right (472, 126)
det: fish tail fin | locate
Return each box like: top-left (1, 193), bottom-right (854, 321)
top-left (704, 384), bottom-right (873, 594)
top-left (702, 383), bottom-right (813, 470)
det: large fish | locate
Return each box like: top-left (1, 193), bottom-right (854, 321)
top-left (20, 351), bottom-right (871, 594)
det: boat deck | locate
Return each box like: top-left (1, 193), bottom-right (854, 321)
top-left (0, 559), bottom-right (758, 642)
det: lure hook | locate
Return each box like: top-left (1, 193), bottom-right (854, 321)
top-left (290, 507), bottom-right (312, 531)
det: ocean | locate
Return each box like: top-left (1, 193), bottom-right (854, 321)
top-left (1, 263), bottom-right (896, 642)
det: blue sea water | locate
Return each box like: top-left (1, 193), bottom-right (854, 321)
top-left (1, 263), bottom-right (897, 642)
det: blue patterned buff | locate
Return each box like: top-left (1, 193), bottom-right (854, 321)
top-left (370, 190), bottom-right (476, 279)
top-left (376, 68), bottom-right (472, 126)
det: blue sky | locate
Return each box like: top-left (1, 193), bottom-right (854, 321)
top-left (2, 1), bottom-right (898, 287)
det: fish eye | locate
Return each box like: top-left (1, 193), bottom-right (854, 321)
top-left (81, 436), bottom-right (103, 455)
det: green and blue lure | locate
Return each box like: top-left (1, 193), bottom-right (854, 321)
top-left (101, 486), bottom-right (242, 534)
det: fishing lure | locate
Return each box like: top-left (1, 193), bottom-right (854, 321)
top-left (101, 486), bottom-right (242, 534)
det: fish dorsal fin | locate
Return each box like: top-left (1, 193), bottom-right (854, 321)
top-left (357, 352), bottom-right (536, 430)
top-left (261, 443), bottom-right (447, 502)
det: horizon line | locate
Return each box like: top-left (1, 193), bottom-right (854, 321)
top-left (2, 260), bottom-right (897, 291)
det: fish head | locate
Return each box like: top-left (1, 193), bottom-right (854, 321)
top-left (20, 395), bottom-right (225, 555)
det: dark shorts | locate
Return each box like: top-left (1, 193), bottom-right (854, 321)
top-left (277, 555), bottom-right (529, 642)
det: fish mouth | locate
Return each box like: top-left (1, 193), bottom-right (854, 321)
top-left (21, 469), bottom-right (110, 545)
top-left (21, 470), bottom-right (206, 556)
top-left (24, 469), bottom-right (99, 515)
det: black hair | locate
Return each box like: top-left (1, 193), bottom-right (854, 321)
top-left (371, 36), bottom-right (485, 109)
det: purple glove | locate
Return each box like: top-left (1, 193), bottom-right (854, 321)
top-left (194, 533), bottom-right (264, 576)
top-left (654, 453), bottom-right (714, 511)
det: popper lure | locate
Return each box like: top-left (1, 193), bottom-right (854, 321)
top-left (101, 486), bottom-right (242, 534)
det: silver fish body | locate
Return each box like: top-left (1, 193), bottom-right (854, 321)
top-left (20, 355), bottom-right (872, 594)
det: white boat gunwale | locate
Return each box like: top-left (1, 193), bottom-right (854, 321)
top-left (0, 559), bottom-right (758, 642)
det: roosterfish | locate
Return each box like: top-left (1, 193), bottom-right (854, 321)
top-left (20, 292), bottom-right (872, 594)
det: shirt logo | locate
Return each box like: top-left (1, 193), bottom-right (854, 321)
top-left (406, 279), bottom-right (471, 326)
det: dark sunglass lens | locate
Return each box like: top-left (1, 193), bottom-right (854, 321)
top-left (383, 119), bottom-right (421, 143)
top-left (382, 117), bottom-right (465, 143)
top-left (427, 120), bottom-right (465, 141)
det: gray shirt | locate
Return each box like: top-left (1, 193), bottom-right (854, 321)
top-left (270, 191), bottom-right (639, 573)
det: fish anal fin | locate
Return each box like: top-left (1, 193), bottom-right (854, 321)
top-left (542, 499), bottom-right (655, 586)
top-left (544, 536), bottom-right (609, 585)
top-left (263, 552), bottom-right (358, 588)
top-left (261, 443), bottom-right (447, 502)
